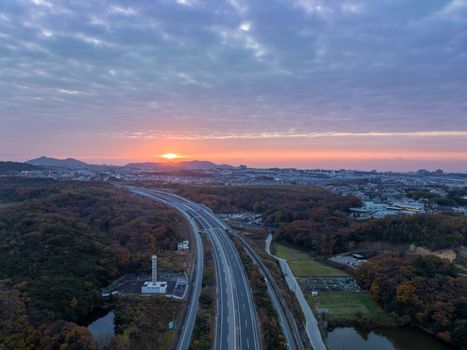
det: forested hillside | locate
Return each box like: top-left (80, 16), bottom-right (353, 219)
top-left (173, 184), bottom-right (360, 224)
top-left (0, 178), bottom-right (183, 349)
top-left (356, 254), bottom-right (467, 346)
top-left (0, 161), bottom-right (40, 175)
top-left (279, 213), bottom-right (467, 254)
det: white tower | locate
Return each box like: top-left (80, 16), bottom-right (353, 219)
top-left (151, 255), bottom-right (157, 284)
top-left (142, 254), bottom-right (167, 294)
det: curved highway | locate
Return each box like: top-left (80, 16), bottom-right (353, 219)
top-left (131, 187), bottom-right (261, 350)
top-left (130, 188), bottom-right (203, 350)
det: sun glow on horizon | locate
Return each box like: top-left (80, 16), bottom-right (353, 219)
top-left (161, 153), bottom-right (179, 160)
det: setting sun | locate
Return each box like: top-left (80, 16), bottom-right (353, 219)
top-left (161, 153), bottom-right (178, 160)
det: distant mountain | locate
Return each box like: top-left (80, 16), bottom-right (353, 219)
top-left (26, 156), bottom-right (89, 169)
top-left (125, 160), bottom-right (234, 170)
top-left (0, 161), bottom-right (41, 175)
top-left (25, 156), bottom-right (234, 171)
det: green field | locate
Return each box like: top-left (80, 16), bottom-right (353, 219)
top-left (274, 242), bottom-right (347, 277)
top-left (307, 292), bottom-right (380, 319)
top-left (274, 242), bottom-right (313, 260)
top-left (288, 260), bottom-right (348, 277)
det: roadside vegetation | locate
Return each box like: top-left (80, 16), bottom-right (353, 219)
top-left (239, 229), bottom-right (311, 347)
top-left (0, 177), bottom-right (186, 349)
top-left (190, 236), bottom-right (216, 350)
top-left (234, 238), bottom-right (287, 350)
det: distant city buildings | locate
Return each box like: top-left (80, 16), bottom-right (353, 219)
top-left (350, 199), bottom-right (425, 219)
top-left (17, 164), bottom-right (467, 216)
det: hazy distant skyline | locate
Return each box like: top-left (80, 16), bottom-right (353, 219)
top-left (1, 0), bottom-right (466, 171)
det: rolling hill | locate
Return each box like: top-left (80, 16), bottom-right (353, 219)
top-left (26, 156), bottom-right (89, 169)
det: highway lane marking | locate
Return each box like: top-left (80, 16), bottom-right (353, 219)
top-left (200, 216), bottom-right (236, 350)
top-left (131, 190), bottom-right (205, 350)
top-left (212, 218), bottom-right (260, 350)
top-left (140, 190), bottom-right (259, 350)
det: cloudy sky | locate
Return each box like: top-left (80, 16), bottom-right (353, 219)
top-left (1, 0), bottom-right (466, 171)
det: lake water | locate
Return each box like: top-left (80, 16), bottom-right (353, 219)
top-left (326, 327), bottom-right (453, 350)
top-left (86, 310), bottom-right (115, 349)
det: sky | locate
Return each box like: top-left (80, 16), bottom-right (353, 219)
top-left (0, 0), bottom-right (466, 171)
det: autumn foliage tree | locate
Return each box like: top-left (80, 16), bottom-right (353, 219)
top-left (356, 254), bottom-right (467, 347)
top-left (0, 178), bottom-right (184, 349)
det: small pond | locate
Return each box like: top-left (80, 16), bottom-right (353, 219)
top-left (86, 310), bottom-right (115, 349)
top-left (326, 327), bottom-right (453, 350)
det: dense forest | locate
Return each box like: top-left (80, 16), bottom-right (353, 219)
top-left (356, 254), bottom-right (467, 347)
top-left (280, 213), bottom-right (467, 254)
top-left (173, 184), bottom-right (360, 225)
top-left (0, 178), bottom-right (184, 349)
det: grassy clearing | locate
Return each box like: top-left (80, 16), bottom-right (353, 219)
top-left (275, 242), bottom-right (347, 277)
top-left (274, 241), bottom-right (313, 260)
top-left (307, 292), bottom-right (380, 320)
top-left (288, 260), bottom-right (348, 277)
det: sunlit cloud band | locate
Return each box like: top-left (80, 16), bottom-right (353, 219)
top-left (102, 130), bottom-right (467, 140)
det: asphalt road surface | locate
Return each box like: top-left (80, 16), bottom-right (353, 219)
top-left (265, 234), bottom-right (327, 350)
top-left (131, 187), bottom-right (261, 350)
top-left (235, 233), bottom-right (304, 350)
top-left (130, 188), bottom-right (203, 350)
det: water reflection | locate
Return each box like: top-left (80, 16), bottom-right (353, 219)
top-left (326, 327), bottom-right (452, 350)
top-left (87, 310), bottom-right (115, 350)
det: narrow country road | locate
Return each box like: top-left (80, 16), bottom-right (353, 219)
top-left (265, 234), bottom-right (327, 350)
